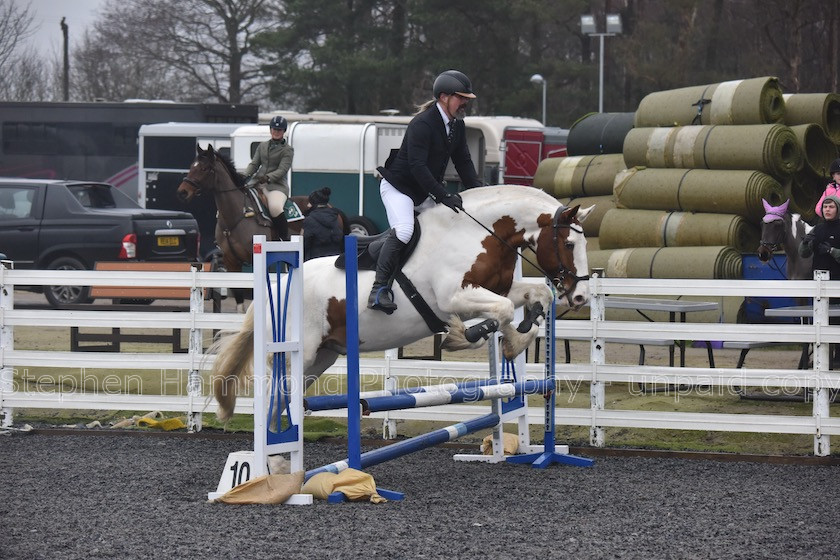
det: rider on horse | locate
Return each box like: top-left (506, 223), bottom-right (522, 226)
top-left (244, 115), bottom-right (293, 240)
top-left (369, 70), bottom-right (483, 314)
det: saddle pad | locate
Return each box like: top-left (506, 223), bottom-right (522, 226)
top-left (285, 199), bottom-right (304, 222)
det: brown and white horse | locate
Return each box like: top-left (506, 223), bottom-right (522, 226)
top-left (176, 145), bottom-right (280, 311)
top-left (211, 185), bottom-right (592, 421)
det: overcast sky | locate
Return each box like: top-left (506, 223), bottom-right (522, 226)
top-left (23, 0), bottom-right (105, 58)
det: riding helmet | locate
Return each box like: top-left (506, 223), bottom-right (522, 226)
top-left (269, 115), bottom-right (288, 130)
top-left (830, 158), bottom-right (840, 175)
top-left (433, 70), bottom-right (477, 99)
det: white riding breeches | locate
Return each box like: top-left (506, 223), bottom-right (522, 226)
top-left (263, 188), bottom-right (288, 218)
top-left (380, 178), bottom-right (435, 243)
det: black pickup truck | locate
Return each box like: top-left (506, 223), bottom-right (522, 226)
top-left (0, 178), bottom-right (200, 306)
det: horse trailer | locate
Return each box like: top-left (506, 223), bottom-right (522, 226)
top-left (138, 122), bottom-right (248, 257)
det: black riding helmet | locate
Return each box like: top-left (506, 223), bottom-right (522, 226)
top-left (433, 70), bottom-right (477, 99)
top-left (830, 158), bottom-right (840, 175)
top-left (269, 115), bottom-right (288, 130)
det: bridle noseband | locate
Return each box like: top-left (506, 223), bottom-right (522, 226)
top-left (550, 205), bottom-right (589, 297)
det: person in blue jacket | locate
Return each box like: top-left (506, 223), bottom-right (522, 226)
top-left (302, 187), bottom-right (342, 261)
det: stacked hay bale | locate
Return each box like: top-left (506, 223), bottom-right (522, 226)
top-left (532, 76), bottom-right (840, 280)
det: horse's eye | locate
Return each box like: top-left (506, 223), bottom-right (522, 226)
top-left (565, 241), bottom-right (574, 250)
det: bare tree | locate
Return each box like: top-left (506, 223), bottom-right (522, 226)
top-left (88, 0), bottom-right (278, 104)
top-left (0, 0), bottom-right (34, 70)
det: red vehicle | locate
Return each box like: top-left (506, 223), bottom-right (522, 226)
top-left (501, 127), bottom-right (569, 186)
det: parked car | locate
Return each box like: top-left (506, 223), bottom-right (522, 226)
top-left (0, 178), bottom-right (200, 306)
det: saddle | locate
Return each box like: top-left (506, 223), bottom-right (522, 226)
top-left (244, 187), bottom-right (304, 224)
top-left (334, 221), bottom-right (448, 334)
top-left (334, 220), bottom-right (420, 271)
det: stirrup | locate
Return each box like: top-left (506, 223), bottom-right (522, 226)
top-left (244, 207), bottom-right (255, 218)
top-left (368, 286), bottom-right (397, 314)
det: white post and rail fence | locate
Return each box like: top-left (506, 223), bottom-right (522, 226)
top-left (1, 263), bottom-right (839, 455)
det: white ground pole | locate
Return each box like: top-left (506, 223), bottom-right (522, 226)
top-left (208, 235), bottom-right (311, 505)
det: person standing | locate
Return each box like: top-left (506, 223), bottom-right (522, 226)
top-left (800, 194), bottom-right (840, 278)
top-left (368, 69), bottom-right (483, 313)
top-left (813, 158), bottom-right (840, 219)
top-left (244, 115), bottom-right (294, 239)
top-left (302, 187), bottom-right (343, 260)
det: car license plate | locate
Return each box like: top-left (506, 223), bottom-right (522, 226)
top-left (157, 236), bottom-right (179, 247)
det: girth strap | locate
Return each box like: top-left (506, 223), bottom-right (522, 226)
top-left (393, 272), bottom-right (449, 334)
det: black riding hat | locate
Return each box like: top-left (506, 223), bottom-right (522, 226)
top-left (830, 158), bottom-right (840, 175)
top-left (269, 115), bottom-right (288, 130)
top-left (433, 70), bottom-right (476, 99)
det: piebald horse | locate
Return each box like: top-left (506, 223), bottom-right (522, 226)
top-left (757, 198), bottom-right (813, 279)
top-left (212, 185), bottom-right (593, 421)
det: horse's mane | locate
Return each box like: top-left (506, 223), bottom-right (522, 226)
top-left (207, 149), bottom-right (246, 188)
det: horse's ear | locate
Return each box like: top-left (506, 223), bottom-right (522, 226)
top-left (560, 204), bottom-right (581, 222)
top-left (576, 204), bottom-right (596, 223)
top-left (778, 198), bottom-right (790, 214)
top-left (196, 144), bottom-right (204, 155)
top-left (206, 144), bottom-right (215, 154)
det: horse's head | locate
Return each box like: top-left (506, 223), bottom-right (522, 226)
top-left (177, 144), bottom-right (219, 203)
top-left (757, 197), bottom-right (790, 262)
top-left (534, 203), bottom-right (592, 309)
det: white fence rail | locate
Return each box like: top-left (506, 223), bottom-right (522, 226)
top-left (2, 267), bottom-right (840, 456)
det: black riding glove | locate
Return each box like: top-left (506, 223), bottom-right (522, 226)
top-left (440, 193), bottom-right (463, 213)
top-left (258, 175), bottom-right (268, 184)
top-left (830, 247), bottom-right (840, 262)
top-left (818, 241), bottom-right (832, 255)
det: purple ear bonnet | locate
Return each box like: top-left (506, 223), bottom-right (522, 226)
top-left (762, 198), bottom-right (789, 223)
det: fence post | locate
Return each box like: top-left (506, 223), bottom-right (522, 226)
top-left (589, 270), bottom-right (605, 447)
top-left (382, 348), bottom-right (398, 439)
top-left (0, 261), bottom-right (13, 428)
top-left (812, 269), bottom-right (830, 456)
top-left (187, 262), bottom-right (203, 433)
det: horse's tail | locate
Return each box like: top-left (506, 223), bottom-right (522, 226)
top-left (211, 303), bottom-right (256, 422)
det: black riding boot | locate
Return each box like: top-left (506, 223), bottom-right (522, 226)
top-left (271, 214), bottom-right (289, 241)
top-left (367, 231), bottom-right (406, 314)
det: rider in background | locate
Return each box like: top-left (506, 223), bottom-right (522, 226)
top-left (245, 115), bottom-right (294, 240)
top-left (302, 187), bottom-right (343, 261)
top-left (800, 195), bottom-right (840, 277)
top-left (813, 158), bottom-right (840, 219)
top-left (368, 69), bottom-right (483, 314)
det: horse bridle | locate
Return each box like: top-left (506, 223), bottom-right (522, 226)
top-left (549, 206), bottom-right (590, 297)
top-left (182, 154), bottom-right (259, 263)
top-left (461, 204), bottom-right (588, 298)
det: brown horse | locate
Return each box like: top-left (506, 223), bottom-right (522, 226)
top-left (176, 144), bottom-right (282, 311)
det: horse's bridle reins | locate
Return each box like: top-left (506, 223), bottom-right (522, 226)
top-left (460, 205), bottom-right (590, 300)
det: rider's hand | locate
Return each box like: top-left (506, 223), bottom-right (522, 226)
top-left (830, 247), bottom-right (840, 262)
top-left (440, 193), bottom-right (463, 213)
top-left (803, 232), bottom-right (815, 248)
top-left (258, 175), bottom-right (268, 184)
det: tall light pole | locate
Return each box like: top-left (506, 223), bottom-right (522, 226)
top-left (530, 74), bottom-right (547, 125)
top-left (581, 13), bottom-right (623, 113)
